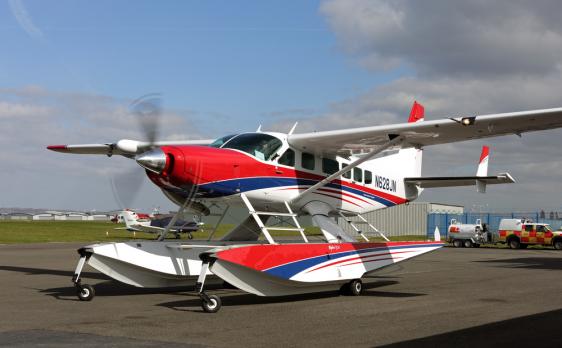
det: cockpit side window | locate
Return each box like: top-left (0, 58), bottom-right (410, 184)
top-left (278, 148), bottom-right (295, 167)
top-left (210, 134), bottom-right (238, 148)
top-left (222, 133), bottom-right (282, 161)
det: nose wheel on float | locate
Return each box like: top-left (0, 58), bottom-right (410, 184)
top-left (72, 251), bottom-right (95, 301)
top-left (196, 255), bottom-right (222, 313)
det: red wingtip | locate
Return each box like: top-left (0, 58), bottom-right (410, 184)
top-left (47, 145), bottom-right (67, 151)
top-left (408, 101), bottom-right (424, 123)
top-left (479, 146), bottom-right (490, 163)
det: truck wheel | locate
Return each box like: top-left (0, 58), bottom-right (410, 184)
top-left (554, 240), bottom-right (562, 250)
top-left (452, 240), bottom-right (462, 248)
top-left (463, 240), bottom-right (473, 248)
top-left (473, 244), bottom-right (481, 248)
top-left (508, 238), bottom-right (520, 249)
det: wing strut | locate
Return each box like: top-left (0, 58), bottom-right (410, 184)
top-left (290, 135), bottom-right (404, 204)
top-left (157, 198), bottom-right (191, 241)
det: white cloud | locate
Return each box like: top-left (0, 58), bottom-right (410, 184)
top-left (321, 0), bottom-right (562, 77)
top-left (0, 86), bottom-right (204, 211)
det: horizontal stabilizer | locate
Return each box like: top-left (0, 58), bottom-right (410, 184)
top-left (404, 173), bottom-right (515, 188)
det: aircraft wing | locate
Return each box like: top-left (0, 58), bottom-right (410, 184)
top-left (47, 139), bottom-right (214, 156)
top-left (288, 107), bottom-right (562, 156)
top-left (404, 173), bottom-right (515, 188)
top-left (132, 225), bottom-right (167, 234)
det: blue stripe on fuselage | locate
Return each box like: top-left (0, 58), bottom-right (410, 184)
top-left (196, 177), bottom-right (397, 207)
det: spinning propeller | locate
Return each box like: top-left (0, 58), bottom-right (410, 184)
top-left (110, 94), bottom-right (206, 239)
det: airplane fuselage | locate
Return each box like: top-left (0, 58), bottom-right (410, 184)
top-left (145, 132), bottom-right (421, 216)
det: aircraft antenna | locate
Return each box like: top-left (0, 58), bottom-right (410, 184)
top-left (288, 122), bottom-right (298, 135)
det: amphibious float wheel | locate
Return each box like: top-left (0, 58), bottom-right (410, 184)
top-left (341, 279), bottom-right (363, 296)
top-left (554, 240), bottom-right (562, 250)
top-left (77, 284), bottom-right (95, 301)
top-left (452, 240), bottom-right (462, 248)
top-left (349, 279), bottom-right (363, 296)
top-left (202, 295), bottom-right (222, 313)
top-left (508, 238), bottom-right (521, 249)
top-left (463, 240), bottom-right (473, 248)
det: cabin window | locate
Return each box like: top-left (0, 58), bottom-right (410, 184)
top-left (354, 168), bottom-right (363, 182)
top-left (278, 149), bottom-right (295, 167)
top-left (210, 134), bottom-right (238, 148)
top-left (341, 163), bottom-right (351, 179)
top-left (322, 158), bottom-right (339, 175)
top-left (302, 152), bottom-right (315, 170)
top-left (364, 170), bottom-right (373, 184)
top-left (222, 133), bottom-right (282, 161)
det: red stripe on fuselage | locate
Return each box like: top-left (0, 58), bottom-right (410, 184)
top-left (157, 145), bottom-right (406, 205)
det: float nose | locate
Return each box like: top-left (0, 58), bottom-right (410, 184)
top-left (136, 148), bottom-right (167, 174)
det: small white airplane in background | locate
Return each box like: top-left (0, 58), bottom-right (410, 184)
top-left (114, 209), bottom-right (204, 239)
top-left (49, 98), bottom-right (562, 312)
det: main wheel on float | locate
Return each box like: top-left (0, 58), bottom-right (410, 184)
top-left (340, 279), bottom-right (363, 296)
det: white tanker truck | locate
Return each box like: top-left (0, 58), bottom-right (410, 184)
top-left (447, 219), bottom-right (493, 248)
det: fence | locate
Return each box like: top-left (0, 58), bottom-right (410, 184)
top-left (427, 212), bottom-right (562, 239)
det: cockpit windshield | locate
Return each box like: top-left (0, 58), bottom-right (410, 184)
top-left (222, 133), bottom-right (282, 161)
top-left (210, 134), bottom-right (238, 148)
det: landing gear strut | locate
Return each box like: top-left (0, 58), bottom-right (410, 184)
top-left (72, 250), bottom-right (95, 301)
top-left (196, 255), bottom-right (221, 313)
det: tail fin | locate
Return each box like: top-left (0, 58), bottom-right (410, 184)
top-left (122, 210), bottom-right (139, 230)
top-left (408, 101), bottom-right (424, 123)
top-left (476, 146), bottom-right (490, 193)
top-left (476, 146), bottom-right (489, 176)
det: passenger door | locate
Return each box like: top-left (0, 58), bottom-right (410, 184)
top-left (521, 224), bottom-right (533, 245)
top-left (535, 225), bottom-right (547, 245)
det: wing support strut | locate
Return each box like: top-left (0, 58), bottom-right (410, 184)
top-left (290, 135), bottom-right (404, 204)
top-left (157, 198), bottom-right (191, 241)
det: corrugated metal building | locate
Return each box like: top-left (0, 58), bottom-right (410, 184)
top-left (338, 202), bottom-right (463, 237)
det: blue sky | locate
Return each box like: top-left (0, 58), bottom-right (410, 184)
top-left (1, 0), bottom-right (402, 136)
top-left (3, 0), bottom-right (562, 212)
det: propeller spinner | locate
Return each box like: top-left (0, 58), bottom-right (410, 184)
top-left (136, 148), bottom-right (167, 174)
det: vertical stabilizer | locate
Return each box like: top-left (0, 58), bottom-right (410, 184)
top-left (476, 146), bottom-right (489, 176)
top-left (122, 210), bottom-right (138, 230)
top-left (476, 146), bottom-right (490, 193)
top-left (408, 101), bottom-right (425, 123)
top-left (400, 101), bottom-right (425, 178)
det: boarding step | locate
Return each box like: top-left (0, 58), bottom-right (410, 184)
top-left (252, 211), bottom-right (297, 217)
top-left (265, 227), bottom-right (305, 232)
top-left (338, 211), bottom-right (390, 242)
top-left (240, 193), bottom-right (308, 244)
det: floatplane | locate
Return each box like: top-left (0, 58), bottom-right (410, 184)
top-left (48, 97), bottom-right (562, 312)
top-left (114, 209), bottom-right (203, 239)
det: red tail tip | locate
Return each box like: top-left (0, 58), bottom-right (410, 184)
top-left (479, 146), bottom-right (490, 163)
top-left (408, 101), bottom-right (424, 123)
